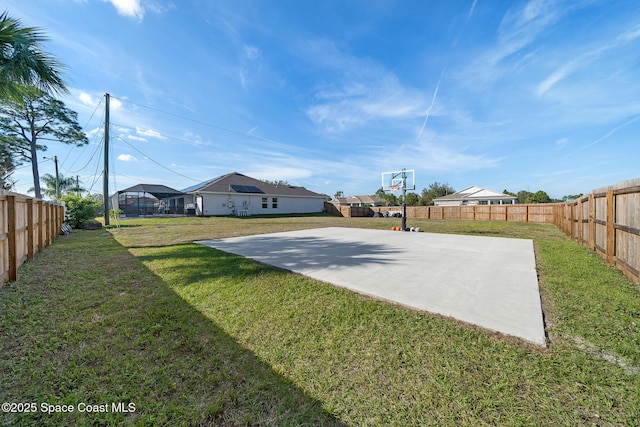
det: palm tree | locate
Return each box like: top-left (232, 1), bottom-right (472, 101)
top-left (0, 10), bottom-right (67, 97)
top-left (29, 173), bottom-right (83, 200)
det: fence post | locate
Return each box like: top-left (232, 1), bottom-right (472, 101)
top-left (588, 194), bottom-right (595, 251)
top-left (606, 190), bottom-right (615, 265)
top-left (48, 203), bottom-right (54, 244)
top-left (26, 198), bottom-right (34, 260)
top-left (577, 198), bottom-right (583, 245)
top-left (38, 200), bottom-right (45, 251)
top-left (7, 195), bottom-right (17, 282)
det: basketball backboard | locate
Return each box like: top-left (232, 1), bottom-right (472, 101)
top-left (381, 169), bottom-right (415, 192)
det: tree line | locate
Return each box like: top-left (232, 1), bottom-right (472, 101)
top-left (335, 182), bottom-right (582, 206)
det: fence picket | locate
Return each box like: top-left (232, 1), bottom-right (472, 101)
top-left (0, 190), bottom-right (64, 286)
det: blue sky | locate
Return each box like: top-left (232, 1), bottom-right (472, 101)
top-left (6, 0), bottom-right (640, 199)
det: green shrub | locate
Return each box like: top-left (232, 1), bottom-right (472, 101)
top-left (60, 194), bottom-right (101, 229)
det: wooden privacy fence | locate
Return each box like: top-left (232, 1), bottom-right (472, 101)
top-left (325, 202), bottom-right (558, 224)
top-left (0, 189), bottom-right (64, 286)
top-left (556, 179), bottom-right (640, 284)
top-left (326, 177), bottom-right (639, 284)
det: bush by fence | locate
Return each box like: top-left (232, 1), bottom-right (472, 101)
top-left (1, 189), bottom-right (64, 286)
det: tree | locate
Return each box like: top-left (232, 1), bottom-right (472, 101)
top-left (0, 141), bottom-right (15, 189)
top-left (60, 193), bottom-right (101, 229)
top-left (419, 182), bottom-right (455, 206)
top-left (29, 172), bottom-right (84, 200)
top-left (262, 179), bottom-right (290, 187)
top-left (334, 190), bottom-right (344, 199)
top-left (0, 11), bottom-right (67, 97)
top-left (517, 190), bottom-right (533, 204)
top-left (530, 190), bottom-right (551, 204)
top-left (405, 192), bottom-right (420, 206)
top-left (562, 193), bottom-right (583, 202)
top-left (373, 188), bottom-right (393, 206)
top-left (0, 87), bottom-right (87, 199)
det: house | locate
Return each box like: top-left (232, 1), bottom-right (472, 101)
top-left (171, 172), bottom-right (327, 216)
top-left (331, 195), bottom-right (384, 207)
top-left (433, 186), bottom-right (517, 206)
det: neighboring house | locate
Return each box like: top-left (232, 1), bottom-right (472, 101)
top-left (331, 195), bottom-right (384, 207)
top-left (434, 186), bottom-right (517, 206)
top-left (174, 172), bottom-right (326, 216)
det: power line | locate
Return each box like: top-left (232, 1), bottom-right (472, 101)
top-left (110, 96), bottom-right (299, 151)
top-left (111, 96), bottom-right (261, 141)
top-left (114, 135), bottom-right (202, 182)
top-left (87, 138), bottom-right (105, 194)
top-left (64, 134), bottom-right (105, 175)
top-left (110, 122), bottom-right (242, 156)
top-left (61, 98), bottom-right (104, 170)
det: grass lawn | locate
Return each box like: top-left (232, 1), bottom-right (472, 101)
top-left (1, 215), bottom-right (639, 426)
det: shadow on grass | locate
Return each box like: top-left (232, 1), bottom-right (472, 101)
top-left (0, 230), bottom-right (346, 426)
top-left (196, 234), bottom-right (400, 271)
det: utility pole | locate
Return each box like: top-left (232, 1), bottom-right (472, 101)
top-left (103, 93), bottom-right (110, 226)
top-left (43, 155), bottom-right (60, 200)
top-left (76, 175), bottom-right (80, 196)
top-left (401, 169), bottom-right (407, 231)
top-left (53, 155), bottom-right (59, 200)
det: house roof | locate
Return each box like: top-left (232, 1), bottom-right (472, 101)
top-left (183, 172), bottom-right (325, 198)
top-left (346, 195), bottom-right (383, 205)
top-left (330, 195), bottom-right (383, 205)
top-left (435, 186), bottom-right (517, 201)
top-left (117, 184), bottom-right (184, 199)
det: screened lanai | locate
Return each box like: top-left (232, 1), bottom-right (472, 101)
top-left (114, 184), bottom-right (184, 217)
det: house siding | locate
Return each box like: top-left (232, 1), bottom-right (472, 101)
top-left (196, 193), bottom-right (325, 216)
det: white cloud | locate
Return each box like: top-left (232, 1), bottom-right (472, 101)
top-left (104, 0), bottom-right (144, 20)
top-left (468, 0), bottom-right (477, 18)
top-left (463, 0), bottom-right (564, 85)
top-left (246, 166), bottom-right (313, 182)
top-left (128, 135), bottom-right (147, 142)
top-left (85, 127), bottom-right (102, 137)
top-left (536, 62), bottom-right (575, 97)
top-left (136, 127), bottom-right (167, 139)
top-left (302, 40), bottom-right (425, 132)
top-left (536, 21), bottom-right (640, 98)
top-left (244, 44), bottom-right (261, 60)
top-left (78, 92), bottom-right (96, 106)
top-left (618, 23), bottom-right (640, 43)
top-left (110, 97), bottom-right (122, 110)
top-left (118, 154), bottom-right (138, 162)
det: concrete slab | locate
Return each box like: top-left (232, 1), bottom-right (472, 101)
top-left (197, 227), bottom-right (546, 346)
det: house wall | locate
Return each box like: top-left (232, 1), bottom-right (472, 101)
top-left (196, 193), bottom-right (325, 216)
top-left (435, 199), bottom-right (517, 206)
top-left (163, 195), bottom-right (195, 215)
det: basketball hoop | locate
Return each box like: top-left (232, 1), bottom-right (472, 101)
top-left (386, 184), bottom-right (401, 192)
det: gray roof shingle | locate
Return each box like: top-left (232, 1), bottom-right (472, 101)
top-left (184, 172), bottom-right (325, 198)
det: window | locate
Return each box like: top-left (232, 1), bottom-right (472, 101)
top-left (262, 197), bottom-right (268, 208)
top-left (272, 197), bottom-right (278, 208)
